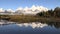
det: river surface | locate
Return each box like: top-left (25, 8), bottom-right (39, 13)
top-left (0, 21), bottom-right (60, 34)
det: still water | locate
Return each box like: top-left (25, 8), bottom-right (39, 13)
top-left (0, 22), bottom-right (60, 34)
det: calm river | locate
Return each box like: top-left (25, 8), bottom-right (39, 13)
top-left (0, 21), bottom-right (60, 34)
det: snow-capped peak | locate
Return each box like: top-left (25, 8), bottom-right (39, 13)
top-left (16, 5), bottom-right (49, 15)
top-left (0, 8), bottom-right (5, 12)
top-left (0, 5), bottom-right (49, 15)
top-left (6, 9), bottom-right (14, 12)
top-left (16, 7), bottom-right (23, 10)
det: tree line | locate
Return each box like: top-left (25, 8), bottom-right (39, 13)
top-left (36, 7), bottom-right (60, 17)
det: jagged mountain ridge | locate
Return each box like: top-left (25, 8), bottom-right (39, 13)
top-left (0, 5), bottom-right (49, 15)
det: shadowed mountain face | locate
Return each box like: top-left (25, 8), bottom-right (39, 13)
top-left (0, 22), bottom-right (60, 34)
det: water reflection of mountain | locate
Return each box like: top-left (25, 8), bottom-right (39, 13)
top-left (17, 23), bottom-right (48, 29)
top-left (0, 23), bottom-right (60, 34)
top-left (0, 20), bottom-right (60, 29)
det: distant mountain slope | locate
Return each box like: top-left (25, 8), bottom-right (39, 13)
top-left (0, 5), bottom-right (49, 15)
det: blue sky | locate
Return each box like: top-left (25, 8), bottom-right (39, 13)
top-left (0, 0), bottom-right (60, 10)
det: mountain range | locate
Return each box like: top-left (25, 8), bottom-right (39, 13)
top-left (0, 5), bottom-right (49, 15)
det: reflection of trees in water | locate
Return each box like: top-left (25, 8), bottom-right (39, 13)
top-left (54, 23), bottom-right (60, 28)
top-left (46, 22), bottom-right (60, 29)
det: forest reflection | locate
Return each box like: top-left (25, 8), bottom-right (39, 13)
top-left (43, 22), bottom-right (60, 29)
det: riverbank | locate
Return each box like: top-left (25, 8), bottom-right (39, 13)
top-left (3, 15), bottom-right (60, 23)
